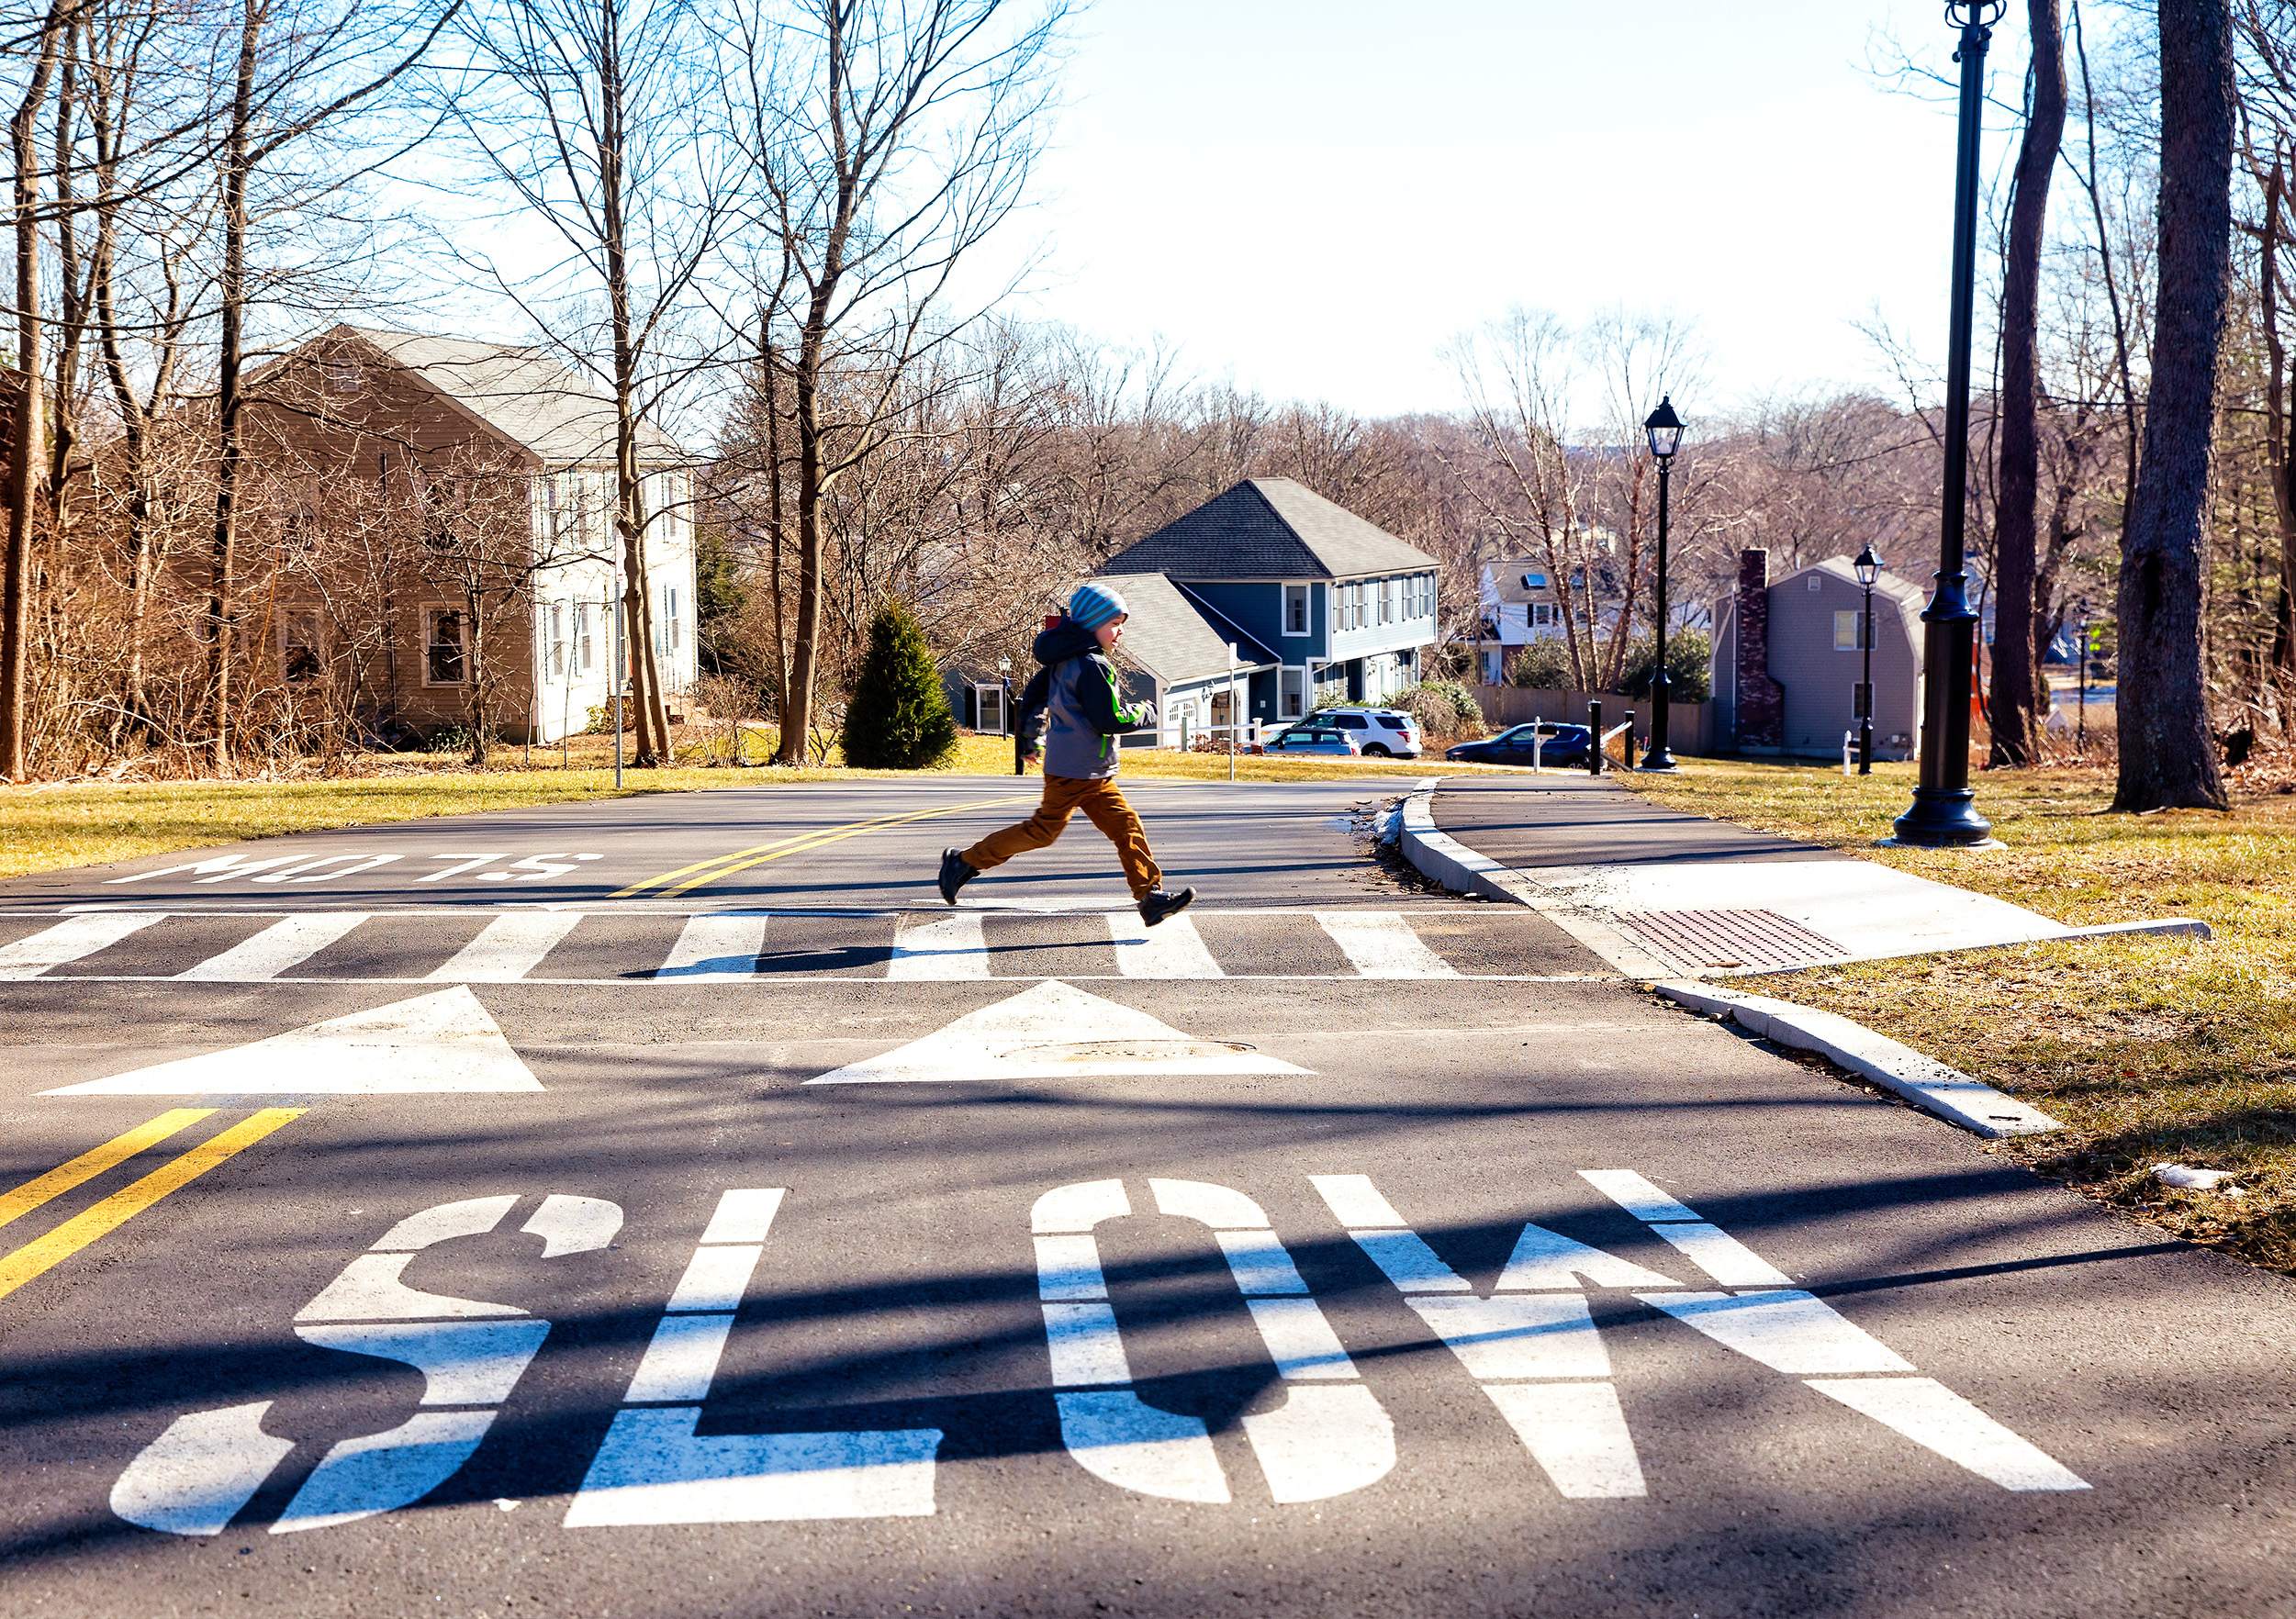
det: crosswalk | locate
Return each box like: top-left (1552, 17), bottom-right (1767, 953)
top-left (0, 906), bottom-right (1596, 985)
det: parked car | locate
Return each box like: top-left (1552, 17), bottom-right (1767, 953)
top-left (1303, 706), bottom-right (1421, 758)
top-left (1265, 724), bottom-right (1364, 757)
top-left (1446, 721), bottom-right (1592, 767)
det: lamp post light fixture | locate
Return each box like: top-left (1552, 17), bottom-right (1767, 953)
top-left (1640, 395), bottom-right (1686, 772)
top-left (1854, 542), bottom-right (1884, 776)
top-left (1893, 0), bottom-right (2003, 846)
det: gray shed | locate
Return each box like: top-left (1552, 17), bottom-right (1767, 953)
top-left (1711, 549), bottom-right (1927, 760)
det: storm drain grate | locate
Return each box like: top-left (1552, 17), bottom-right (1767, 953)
top-left (1609, 908), bottom-right (1850, 972)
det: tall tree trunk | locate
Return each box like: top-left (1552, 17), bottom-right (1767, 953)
top-left (204, 0), bottom-right (262, 777)
top-left (465, 581), bottom-right (488, 766)
top-left (1990, 0), bottom-right (2068, 765)
top-left (597, 0), bottom-right (671, 767)
top-left (778, 320), bottom-right (827, 765)
top-left (763, 332), bottom-right (790, 714)
top-left (2258, 152), bottom-right (2296, 676)
top-left (0, 0), bottom-right (66, 781)
top-left (2113, 0), bottom-right (2234, 812)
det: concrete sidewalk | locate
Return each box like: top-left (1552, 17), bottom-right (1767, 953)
top-left (1416, 773), bottom-right (2202, 978)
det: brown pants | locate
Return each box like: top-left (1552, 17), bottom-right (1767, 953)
top-left (962, 775), bottom-right (1163, 900)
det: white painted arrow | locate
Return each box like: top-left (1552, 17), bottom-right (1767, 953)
top-left (45, 987), bottom-right (543, 1096)
top-left (806, 980), bottom-right (1308, 1085)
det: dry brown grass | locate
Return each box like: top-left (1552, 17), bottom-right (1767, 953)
top-left (1618, 758), bottom-right (2296, 1275)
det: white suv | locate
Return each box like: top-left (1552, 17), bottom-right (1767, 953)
top-left (1303, 707), bottom-right (1422, 758)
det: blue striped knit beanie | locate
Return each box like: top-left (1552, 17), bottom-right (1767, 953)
top-left (1068, 581), bottom-right (1128, 631)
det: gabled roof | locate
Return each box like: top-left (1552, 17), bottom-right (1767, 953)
top-left (319, 325), bottom-right (685, 466)
top-left (1103, 477), bottom-right (1436, 580)
top-left (1483, 558), bottom-right (1566, 605)
top-left (1094, 573), bottom-right (1278, 687)
top-left (1782, 555), bottom-right (1928, 644)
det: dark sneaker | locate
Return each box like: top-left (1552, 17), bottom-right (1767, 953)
top-left (1138, 886), bottom-right (1195, 928)
top-left (937, 848), bottom-right (978, 906)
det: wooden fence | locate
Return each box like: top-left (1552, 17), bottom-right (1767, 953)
top-left (1469, 686), bottom-right (1716, 756)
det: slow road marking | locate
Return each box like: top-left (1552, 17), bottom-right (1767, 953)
top-left (107, 1168), bottom-right (2088, 1537)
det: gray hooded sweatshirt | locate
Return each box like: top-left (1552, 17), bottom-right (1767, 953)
top-left (1015, 619), bottom-right (1146, 780)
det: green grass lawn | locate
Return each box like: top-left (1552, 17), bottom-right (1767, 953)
top-left (1617, 758), bottom-right (2296, 1275)
top-left (0, 729), bottom-right (1492, 881)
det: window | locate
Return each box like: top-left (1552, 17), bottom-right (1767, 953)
top-left (975, 684), bottom-right (1007, 734)
top-left (547, 603), bottom-right (566, 680)
top-left (282, 610), bottom-right (323, 684)
top-left (1280, 666), bottom-right (1307, 718)
top-left (1380, 579), bottom-right (1396, 625)
top-left (1530, 601), bottom-right (1556, 628)
top-left (1833, 609), bottom-right (1864, 652)
top-left (1282, 583), bottom-right (1311, 636)
top-left (573, 602), bottom-right (594, 677)
top-left (322, 358), bottom-right (360, 397)
top-left (1808, 575), bottom-right (1823, 592)
top-left (424, 608), bottom-right (468, 686)
top-left (658, 584), bottom-right (682, 661)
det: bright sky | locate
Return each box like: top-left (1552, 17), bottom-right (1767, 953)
top-left (981, 0), bottom-right (2025, 423)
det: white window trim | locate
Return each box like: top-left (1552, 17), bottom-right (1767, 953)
top-left (421, 605), bottom-right (469, 687)
top-left (1279, 664), bottom-right (1308, 718)
top-left (1833, 609), bottom-right (1864, 652)
top-left (1282, 582), bottom-right (1312, 637)
top-left (280, 609), bottom-right (325, 684)
top-left (572, 601), bottom-right (594, 678)
top-left (973, 682), bottom-right (1009, 735)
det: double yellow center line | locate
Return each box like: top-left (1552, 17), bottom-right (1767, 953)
top-left (614, 796), bottom-right (1031, 900)
top-left (0, 1108), bottom-right (301, 1302)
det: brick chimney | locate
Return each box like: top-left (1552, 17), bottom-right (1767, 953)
top-left (1733, 548), bottom-right (1784, 750)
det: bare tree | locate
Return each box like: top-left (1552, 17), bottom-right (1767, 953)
top-left (442, 0), bottom-right (724, 767)
top-left (1991, 0), bottom-right (2070, 765)
top-left (722, 0), bottom-right (1064, 766)
top-left (1, 0), bottom-right (72, 780)
top-left (2115, 0), bottom-right (2234, 811)
top-left (200, 0), bottom-right (463, 774)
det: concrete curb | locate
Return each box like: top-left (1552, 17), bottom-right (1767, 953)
top-left (2059, 917), bottom-right (2214, 943)
top-left (1394, 784), bottom-right (1674, 977)
top-left (1652, 979), bottom-right (2064, 1139)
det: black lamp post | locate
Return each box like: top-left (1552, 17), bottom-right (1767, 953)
top-left (999, 655), bottom-right (1021, 776)
top-left (1894, 0), bottom-right (2001, 846)
top-left (1854, 542), bottom-right (1883, 775)
top-left (1641, 395), bottom-right (1685, 773)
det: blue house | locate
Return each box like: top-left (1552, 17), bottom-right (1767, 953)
top-left (1100, 478), bottom-right (1440, 726)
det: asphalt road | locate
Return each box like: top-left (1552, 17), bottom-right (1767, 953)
top-left (0, 775), bottom-right (2290, 1617)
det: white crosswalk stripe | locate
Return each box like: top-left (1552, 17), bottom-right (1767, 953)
top-left (425, 912), bottom-right (586, 983)
top-left (0, 908), bottom-right (1591, 984)
top-left (655, 914), bottom-right (768, 981)
top-left (0, 913), bottom-right (163, 978)
top-left (1315, 911), bottom-right (1461, 979)
top-left (174, 912), bottom-right (373, 982)
top-left (1106, 912), bottom-right (1223, 979)
top-left (888, 912), bottom-right (990, 980)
